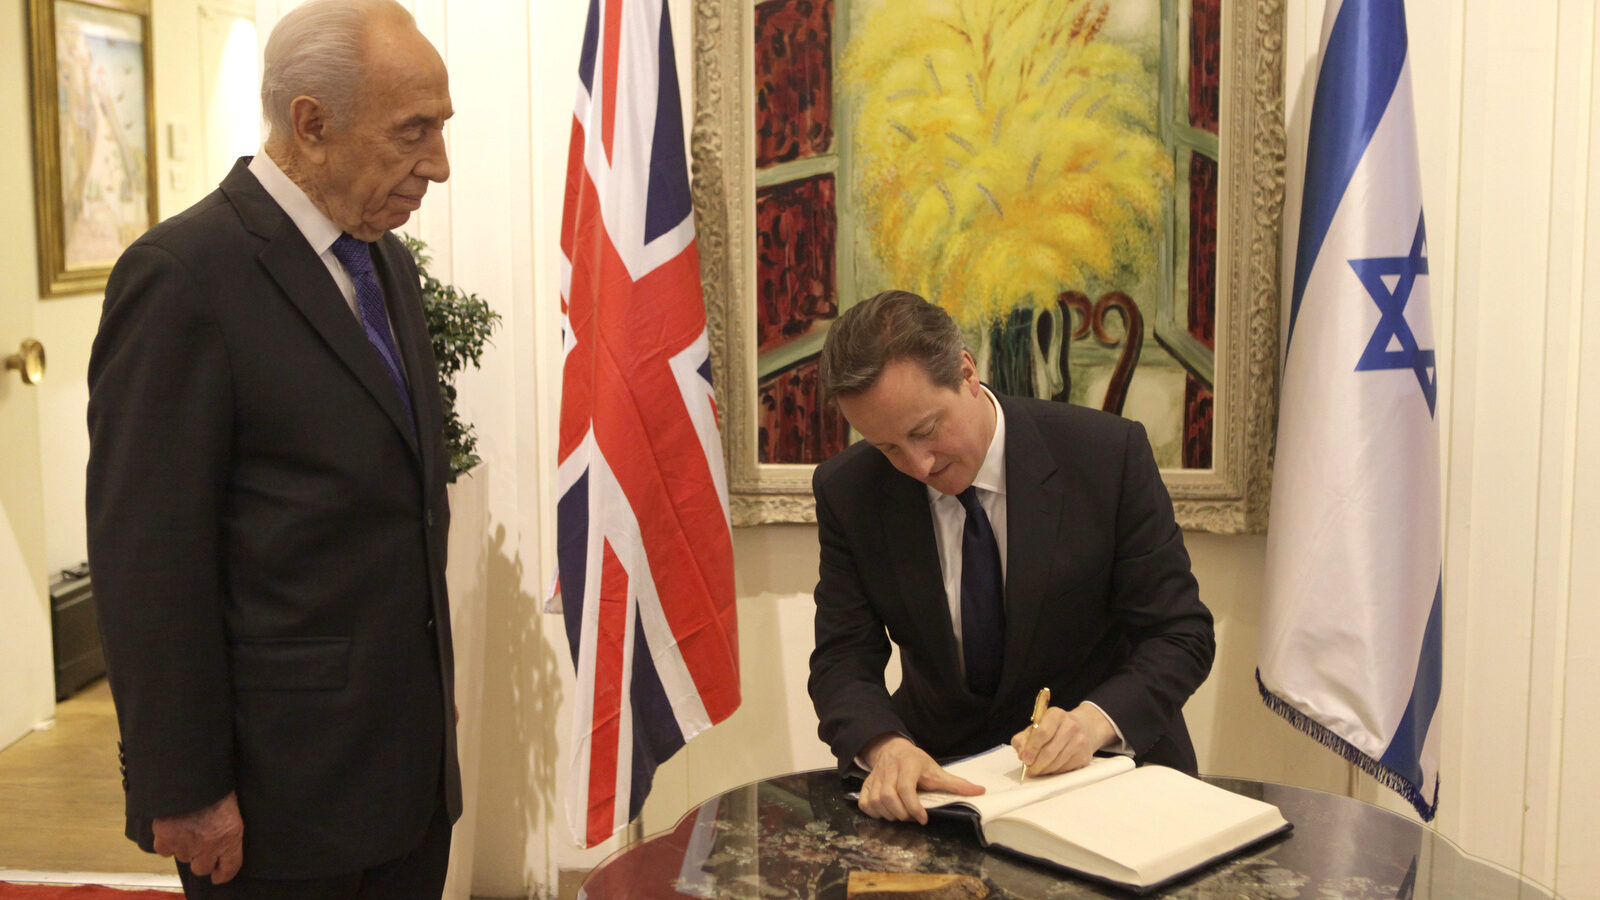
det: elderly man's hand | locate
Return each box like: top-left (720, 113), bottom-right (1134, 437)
top-left (1010, 703), bottom-right (1115, 777)
top-left (858, 734), bottom-right (983, 824)
top-left (152, 791), bottom-right (244, 884)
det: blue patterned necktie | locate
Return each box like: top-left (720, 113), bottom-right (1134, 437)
top-left (329, 234), bottom-right (415, 430)
top-left (957, 486), bottom-right (1005, 696)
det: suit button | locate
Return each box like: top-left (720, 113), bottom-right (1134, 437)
top-left (425, 509), bottom-right (434, 528)
top-left (425, 617), bottom-right (436, 633)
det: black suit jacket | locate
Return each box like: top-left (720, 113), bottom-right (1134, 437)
top-left (808, 393), bottom-right (1214, 775)
top-left (86, 158), bottom-right (460, 879)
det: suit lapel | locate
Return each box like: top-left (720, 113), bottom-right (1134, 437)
top-left (998, 396), bottom-right (1066, 698)
top-left (879, 468), bottom-right (962, 675)
top-left (223, 161), bottom-right (423, 462)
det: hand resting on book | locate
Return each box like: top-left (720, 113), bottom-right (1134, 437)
top-left (858, 734), bottom-right (984, 824)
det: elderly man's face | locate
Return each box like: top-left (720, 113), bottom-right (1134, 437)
top-left (835, 351), bottom-right (997, 497)
top-left (318, 17), bottom-right (452, 241)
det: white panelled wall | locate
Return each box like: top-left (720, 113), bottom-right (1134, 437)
top-left (1417, 0), bottom-right (1598, 894)
top-left (13, 0), bottom-right (1584, 897)
top-left (1283, 0), bottom-right (1596, 892)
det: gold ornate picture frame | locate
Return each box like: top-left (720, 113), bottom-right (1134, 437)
top-left (692, 0), bottom-right (1286, 533)
top-left (29, 0), bottom-right (158, 297)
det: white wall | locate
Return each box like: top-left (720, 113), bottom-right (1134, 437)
top-left (10, 0), bottom-right (1598, 896)
top-left (1452, 1), bottom-right (1600, 894)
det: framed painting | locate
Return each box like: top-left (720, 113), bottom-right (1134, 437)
top-left (693, 0), bottom-right (1285, 533)
top-left (29, 0), bottom-right (158, 297)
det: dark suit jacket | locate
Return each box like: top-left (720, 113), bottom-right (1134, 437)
top-left (86, 158), bottom-right (461, 879)
top-left (808, 393), bottom-right (1214, 775)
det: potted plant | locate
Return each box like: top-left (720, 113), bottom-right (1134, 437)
top-left (403, 235), bottom-right (501, 481)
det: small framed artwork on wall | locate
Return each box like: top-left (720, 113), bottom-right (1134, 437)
top-left (29, 0), bottom-right (158, 297)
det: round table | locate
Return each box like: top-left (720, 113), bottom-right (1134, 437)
top-left (578, 769), bottom-right (1559, 899)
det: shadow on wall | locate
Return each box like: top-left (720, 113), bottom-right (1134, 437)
top-left (473, 519), bottom-right (566, 894)
top-left (1183, 532), bottom-right (1348, 794)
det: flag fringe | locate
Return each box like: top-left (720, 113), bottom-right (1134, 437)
top-left (1255, 670), bottom-right (1439, 822)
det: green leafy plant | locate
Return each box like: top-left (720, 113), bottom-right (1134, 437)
top-left (403, 234), bottom-right (501, 482)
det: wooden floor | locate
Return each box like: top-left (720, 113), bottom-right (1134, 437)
top-left (0, 679), bottom-right (172, 877)
top-left (0, 682), bottom-right (588, 898)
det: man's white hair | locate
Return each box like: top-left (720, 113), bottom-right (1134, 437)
top-left (260, 0), bottom-right (415, 141)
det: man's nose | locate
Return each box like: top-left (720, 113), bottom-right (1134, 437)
top-left (903, 448), bottom-right (938, 481)
top-left (417, 134), bottom-right (450, 183)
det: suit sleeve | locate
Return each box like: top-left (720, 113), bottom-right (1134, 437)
top-left (87, 242), bottom-right (237, 821)
top-left (807, 468), bottom-right (908, 772)
top-left (1082, 420), bottom-right (1215, 757)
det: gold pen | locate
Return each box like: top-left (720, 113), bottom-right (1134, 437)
top-left (1022, 687), bottom-right (1051, 779)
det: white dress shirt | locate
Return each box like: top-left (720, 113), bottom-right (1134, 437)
top-left (928, 385), bottom-right (1009, 663)
top-left (248, 151), bottom-right (362, 318)
top-left (247, 153), bottom-right (412, 378)
top-left (247, 152), bottom-right (408, 382)
top-left (926, 386), bottom-right (1129, 753)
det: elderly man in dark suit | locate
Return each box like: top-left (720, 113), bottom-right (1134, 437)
top-left (808, 290), bottom-right (1216, 823)
top-left (86, 1), bottom-right (458, 895)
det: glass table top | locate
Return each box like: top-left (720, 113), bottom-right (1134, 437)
top-left (579, 770), bottom-right (1558, 899)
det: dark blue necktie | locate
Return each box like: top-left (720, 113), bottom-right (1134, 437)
top-left (330, 235), bottom-right (415, 430)
top-left (957, 486), bottom-right (1005, 696)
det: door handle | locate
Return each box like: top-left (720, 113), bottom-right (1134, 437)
top-left (5, 339), bottom-right (45, 385)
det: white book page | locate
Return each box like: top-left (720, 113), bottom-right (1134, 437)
top-left (987, 765), bottom-right (1288, 887)
top-left (917, 747), bottom-right (1135, 822)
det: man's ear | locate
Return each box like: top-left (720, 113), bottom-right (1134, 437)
top-left (959, 349), bottom-right (982, 392)
top-left (288, 95), bottom-right (330, 164)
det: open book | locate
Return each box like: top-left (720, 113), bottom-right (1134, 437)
top-left (919, 747), bottom-right (1291, 894)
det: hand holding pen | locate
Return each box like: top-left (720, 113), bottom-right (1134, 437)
top-left (1012, 690), bottom-right (1117, 777)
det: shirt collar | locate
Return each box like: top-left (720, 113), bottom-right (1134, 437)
top-left (928, 385), bottom-right (1007, 504)
top-left (247, 150), bottom-right (344, 256)
top-left (972, 385), bottom-right (1006, 496)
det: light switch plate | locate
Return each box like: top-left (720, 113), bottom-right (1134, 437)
top-left (167, 122), bottom-right (189, 161)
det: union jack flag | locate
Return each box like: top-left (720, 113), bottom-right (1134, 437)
top-left (554, 0), bottom-right (740, 850)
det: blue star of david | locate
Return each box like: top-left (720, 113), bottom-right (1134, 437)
top-left (1351, 214), bottom-right (1436, 416)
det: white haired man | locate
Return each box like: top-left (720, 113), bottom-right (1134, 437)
top-left (87, 1), bottom-right (458, 895)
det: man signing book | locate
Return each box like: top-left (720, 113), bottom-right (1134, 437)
top-left (807, 290), bottom-right (1216, 823)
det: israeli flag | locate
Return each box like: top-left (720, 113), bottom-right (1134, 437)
top-left (1258, 0), bottom-right (1442, 821)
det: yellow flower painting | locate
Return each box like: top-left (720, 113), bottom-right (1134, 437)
top-left (842, 0), bottom-right (1169, 328)
top-left (752, 0), bottom-right (1220, 468)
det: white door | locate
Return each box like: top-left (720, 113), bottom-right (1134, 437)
top-left (0, 306), bottom-right (57, 750)
top-left (0, 497), bottom-right (54, 751)
top-left (1, 0), bottom-right (58, 749)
